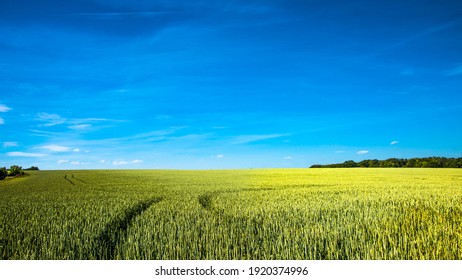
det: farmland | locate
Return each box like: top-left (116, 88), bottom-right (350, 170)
top-left (0, 168), bottom-right (461, 260)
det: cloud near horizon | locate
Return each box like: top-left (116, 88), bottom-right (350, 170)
top-left (7, 152), bottom-right (48, 157)
top-left (113, 161), bottom-right (129, 166)
top-left (40, 145), bottom-right (71, 152)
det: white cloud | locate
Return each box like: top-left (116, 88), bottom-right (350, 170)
top-left (132, 159), bottom-right (143, 164)
top-left (73, 148), bottom-right (80, 152)
top-left (357, 150), bottom-right (369, 155)
top-left (68, 124), bottom-right (92, 130)
top-left (3, 142), bottom-right (18, 148)
top-left (390, 140), bottom-right (399, 145)
top-left (0, 104), bottom-right (12, 113)
top-left (57, 160), bottom-right (69, 164)
top-left (41, 145), bottom-right (71, 152)
top-left (216, 154), bottom-right (224, 158)
top-left (284, 156), bottom-right (294, 160)
top-left (71, 161), bottom-right (80, 165)
top-left (113, 160), bottom-right (128, 166)
top-left (0, 118), bottom-right (4, 125)
top-left (100, 160), bottom-right (106, 163)
top-left (35, 113), bottom-right (67, 126)
top-left (7, 152), bottom-right (48, 157)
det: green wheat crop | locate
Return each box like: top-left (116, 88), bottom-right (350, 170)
top-left (0, 168), bottom-right (461, 260)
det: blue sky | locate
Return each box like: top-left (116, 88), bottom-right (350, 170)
top-left (1, 0), bottom-right (462, 169)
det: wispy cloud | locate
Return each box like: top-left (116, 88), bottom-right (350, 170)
top-left (113, 160), bottom-right (129, 166)
top-left (57, 160), bottom-right (69, 164)
top-left (3, 142), bottom-right (18, 148)
top-left (390, 140), bottom-right (399, 145)
top-left (71, 161), bottom-right (80, 165)
top-left (124, 127), bottom-right (187, 141)
top-left (357, 150), bottom-right (369, 155)
top-left (0, 117), bottom-right (4, 125)
top-left (231, 134), bottom-right (289, 144)
top-left (284, 156), bottom-right (294, 160)
top-left (34, 112), bottom-right (124, 130)
top-left (444, 63), bottom-right (462, 76)
top-left (216, 154), bottom-right (224, 158)
top-left (369, 19), bottom-right (462, 57)
top-left (40, 145), bottom-right (71, 152)
top-left (35, 113), bottom-right (67, 126)
top-left (0, 104), bottom-right (12, 112)
top-left (7, 152), bottom-right (48, 157)
top-left (68, 124), bottom-right (92, 130)
top-left (29, 129), bottom-right (65, 138)
top-left (132, 159), bottom-right (143, 163)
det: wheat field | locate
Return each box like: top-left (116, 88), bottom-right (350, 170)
top-left (0, 168), bottom-right (461, 260)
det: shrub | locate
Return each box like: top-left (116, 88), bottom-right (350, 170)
top-left (9, 165), bottom-right (24, 177)
top-left (0, 167), bottom-right (7, 180)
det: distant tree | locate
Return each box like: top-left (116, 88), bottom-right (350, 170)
top-left (24, 166), bottom-right (39, 171)
top-left (8, 165), bottom-right (24, 176)
top-left (405, 158), bottom-right (416, 167)
top-left (0, 167), bottom-right (7, 180)
top-left (310, 157), bottom-right (462, 168)
top-left (343, 160), bottom-right (358, 167)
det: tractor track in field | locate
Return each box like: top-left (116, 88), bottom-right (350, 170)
top-left (63, 174), bottom-right (86, 186)
top-left (92, 196), bottom-right (163, 260)
top-left (63, 174), bottom-right (75, 185)
top-left (71, 174), bottom-right (86, 184)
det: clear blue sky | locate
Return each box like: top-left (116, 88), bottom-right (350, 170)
top-left (1, 0), bottom-right (461, 170)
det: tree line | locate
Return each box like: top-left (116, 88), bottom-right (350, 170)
top-left (310, 157), bottom-right (462, 168)
top-left (0, 165), bottom-right (39, 180)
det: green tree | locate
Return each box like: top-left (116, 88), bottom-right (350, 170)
top-left (9, 165), bottom-right (24, 176)
top-left (0, 167), bottom-right (7, 180)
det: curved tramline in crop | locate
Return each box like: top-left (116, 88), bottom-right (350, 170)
top-left (91, 197), bottom-right (163, 260)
